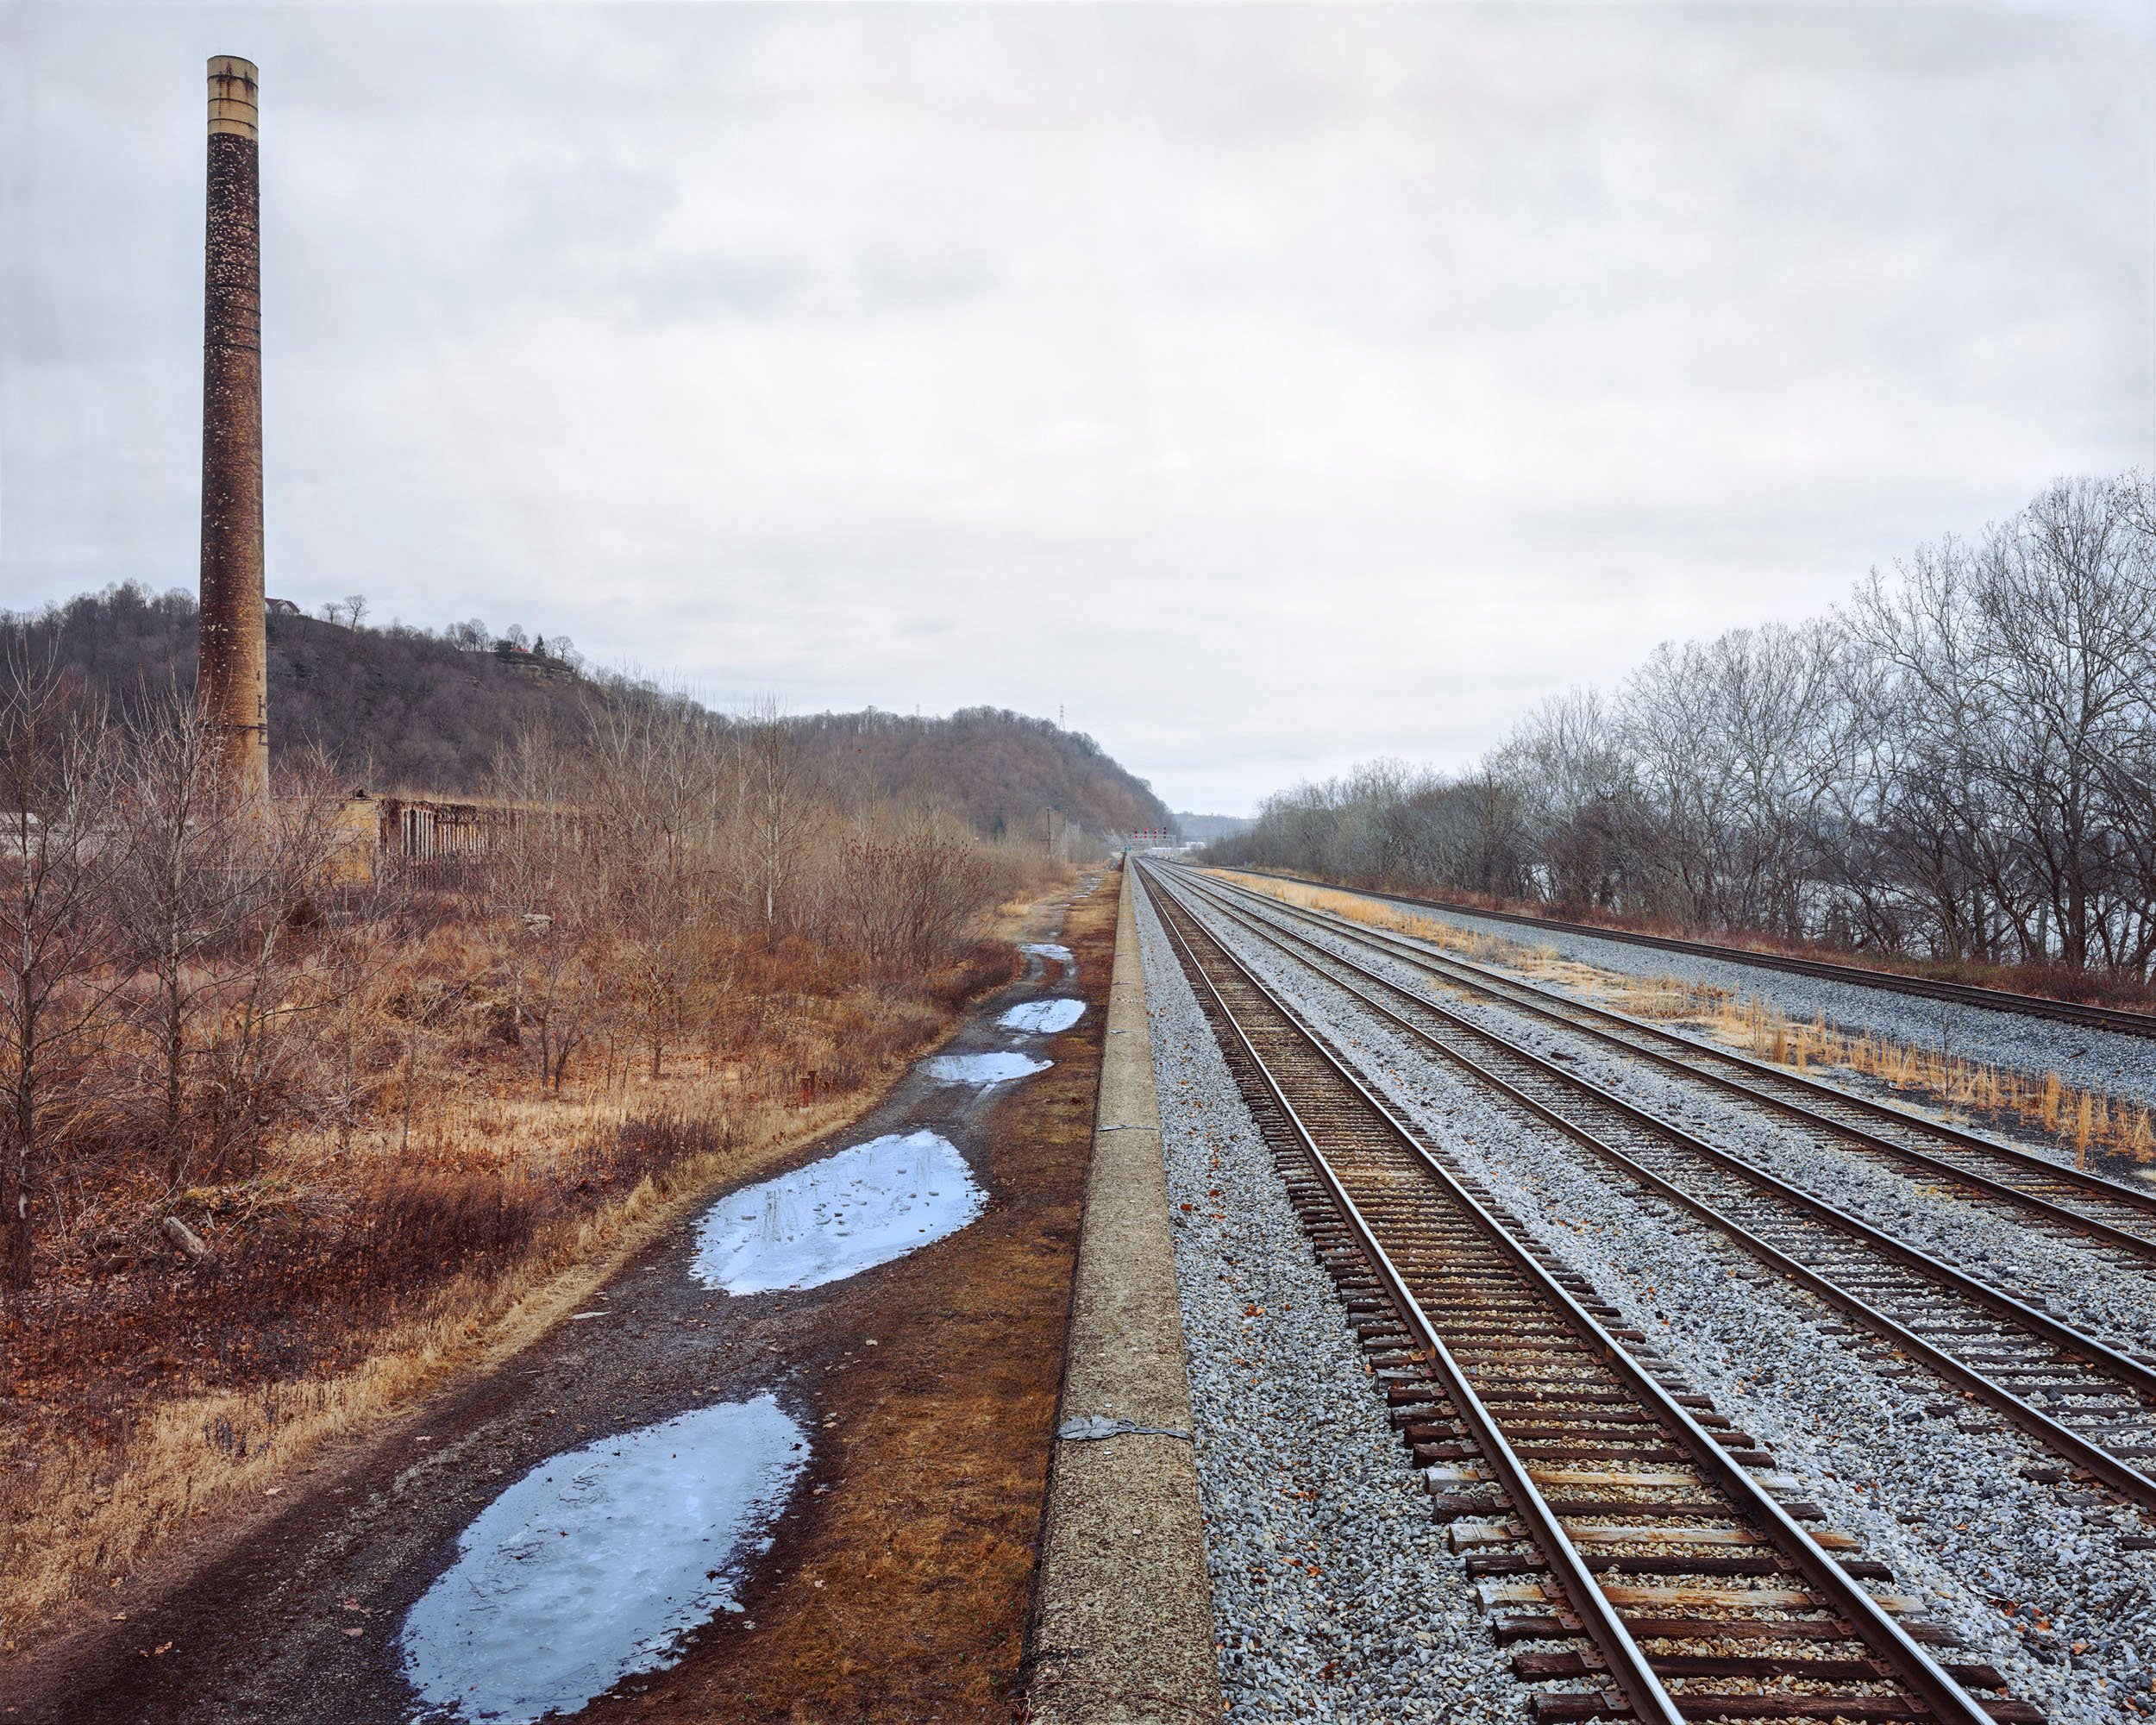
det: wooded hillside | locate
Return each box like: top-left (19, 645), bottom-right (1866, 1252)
top-left (789, 707), bottom-right (1169, 844)
top-left (5, 585), bottom-right (1170, 841)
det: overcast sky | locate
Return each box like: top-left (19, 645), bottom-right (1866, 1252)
top-left (3, 3), bottom-right (2150, 814)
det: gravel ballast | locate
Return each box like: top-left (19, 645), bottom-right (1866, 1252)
top-left (1136, 885), bottom-right (1527, 1723)
top-left (1281, 883), bottom-right (2156, 1123)
top-left (1157, 877), bottom-right (2156, 1725)
top-left (1209, 890), bottom-right (2156, 1358)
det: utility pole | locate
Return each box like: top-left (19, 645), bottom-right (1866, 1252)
top-left (199, 54), bottom-right (270, 806)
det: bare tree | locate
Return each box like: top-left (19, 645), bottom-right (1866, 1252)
top-left (584, 691), bottom-right (724, 1077)
top-left (839, 800), bottom-right (1000, 969)
top-left (491, 718), bottom-right (608, 1091)
top-left (1490, 690), bottom-right (1637, 908)
top-left (1974, 480), bottom-right (2154, 968)
top-left (191, 759), bottom-right (351, 1176)
top-left (730, 697), bottom-right (816, 944)
top-left (1848, 478), bottom-right (2156, 969)
top-left (109, 698), bottom-right (344, 1182)
top-left (0, 648), bottom-right (123, 1301)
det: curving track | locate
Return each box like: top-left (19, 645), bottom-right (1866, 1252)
top-left (1140, 864), bottom-right (2043, 1725)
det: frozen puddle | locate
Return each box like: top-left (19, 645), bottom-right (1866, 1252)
top-left (691, 1130), bottom-right (985, 1295)
top-left (399, 1396), bottom-right (807, 1724)
top-left (922, 1050), bottom-right (1053, 1087)
top-left (999, 998), bottom-right (1086, 1034)
top-left (1020, 942), bottom-right (1075, 975)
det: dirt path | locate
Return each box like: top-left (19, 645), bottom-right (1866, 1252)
top-left (17, 875), bottom-right (1114, 1725)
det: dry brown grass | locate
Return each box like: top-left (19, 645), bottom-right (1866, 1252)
top-left (0, 906), bottom-right (1033, 1661)
top-left (1217, 867), bottom-right (2156, 1174)
top-left (1687, 993), bottom-right (2156, 1169)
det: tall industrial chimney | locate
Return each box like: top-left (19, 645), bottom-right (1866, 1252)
top-left (199, 54), bottom-right (269, 806)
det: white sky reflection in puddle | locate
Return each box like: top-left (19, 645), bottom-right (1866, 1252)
top-left (998, 997), bottom-right (1085, 1034)
top-left (399, 1396), bottom-right (807, 1723)
top-left (691, 1129), bottom-right (985, 1295)
top-left (921, 1051), bottom-right (1052, 1087)
top-left (1018, 942), bottom-right (1075, 974)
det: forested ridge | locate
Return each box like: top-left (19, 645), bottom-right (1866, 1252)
top-left (3, 584), bottom-right (1169, 840)
top-left (1215, 474), bottom-right (2156, 986)
top-left (787, 707), bottom-right (1169, 844)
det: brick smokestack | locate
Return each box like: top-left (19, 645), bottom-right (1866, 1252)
top-left (199, 54), bottom-right (269, 806)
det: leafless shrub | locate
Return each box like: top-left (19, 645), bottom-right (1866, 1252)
top-left (0, 643), bottom-right (124, 1304)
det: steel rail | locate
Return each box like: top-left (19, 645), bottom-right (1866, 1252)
top-left (1142, 863), bottom-right (1999, 1725)
top-left (1225, 866), bottom-right (2156, 1040)
top-left (1200, 867), bottom-right (2156, 1226)
top-left (1143, 874), bottom-right (1684, 1725)
top-left (1157, 866), bottom-right (2156, 1513)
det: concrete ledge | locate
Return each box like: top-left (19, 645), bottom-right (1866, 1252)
top-left (1025, 864), bottom-right (1221, 1724)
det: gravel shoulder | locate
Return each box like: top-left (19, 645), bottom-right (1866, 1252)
top-left (1202, 899), bottom-right (2156, 1725)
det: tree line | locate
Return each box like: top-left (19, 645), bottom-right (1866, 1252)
top-left (1213, 474), bottom-right (2156, 981)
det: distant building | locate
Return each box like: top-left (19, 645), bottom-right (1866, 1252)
top-left (265, 596), bottom-right (301, 616)
top-left (492, 639), bottom-right (568, 678)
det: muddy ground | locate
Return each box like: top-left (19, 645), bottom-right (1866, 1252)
top-left (15, 875), bottom-right (1115, 1725)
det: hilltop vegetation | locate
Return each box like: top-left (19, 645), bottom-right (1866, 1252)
top-left (789, 707), bottom-right (1169, 844)
top-left (10, 584), bottom-right (598, 796)
top-left (6, 584), bottom-right (1171, 842)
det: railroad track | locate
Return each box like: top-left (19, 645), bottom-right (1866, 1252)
top-left (1138, 868), bottom-right (2040, 1725)
top-left (1196, 868), bottom-right (2156, 1270)
top-left (1233, 868), bottom-right (2156, 1041)
top-left (1151, 865), bottom-right (2156, 1511)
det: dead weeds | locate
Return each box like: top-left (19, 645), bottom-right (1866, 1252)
top-left (0, 921), bottom-right (1026, 1662)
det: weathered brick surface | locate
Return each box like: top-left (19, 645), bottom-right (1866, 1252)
top-left (200, 56), bottom-right (269, 805)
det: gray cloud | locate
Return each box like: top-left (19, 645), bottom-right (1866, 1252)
top-left (501, 154), bottom-right (679, 256)
top-left (3, 2), bottom-right (2150, 814)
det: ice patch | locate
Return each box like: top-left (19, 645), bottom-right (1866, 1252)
top-left (999, 998), bottom-right (1086, 1035)
top-left (398, 1396), bottom-right (807, 1724)
top-left (1020, 942), bottom-right (1075, 975)
top-left (691, 1130), bottom-right (985, 1294)
top-left (922, 1051), bottom-right (1053, 1087)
